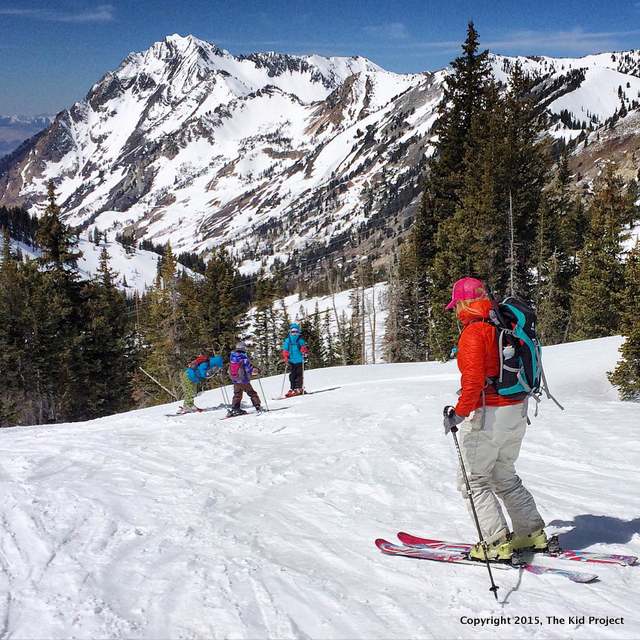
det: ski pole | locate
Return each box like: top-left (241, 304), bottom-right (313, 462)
top-left (280, 361), bottom-right (287, 399)
top-left (257, 375), bottom-right (270, 412)
top-left (217, 373), bottom-right (231, 408)
top-left (450, 424), bottom-right (500, 600)
top-left (138, 366), bottom-right (178, 400)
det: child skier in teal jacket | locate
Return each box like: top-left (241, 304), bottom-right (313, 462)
top-left (281, 322), bottom-right (309, 396)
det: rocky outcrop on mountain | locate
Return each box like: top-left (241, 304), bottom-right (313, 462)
top-left (2, 35), bottom-right (640, 273)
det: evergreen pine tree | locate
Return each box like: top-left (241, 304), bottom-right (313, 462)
top-left (0, 230), bottom-right (28, 425)
top-left (80, 247), bottom-right (136, 416)
top-left (300, 304), bottom-right (323, 369)
top-left (382, 262), bottom-right (403, 362)
top-left (623, 179), bottom-right (640, 229)
top-left (417, 20), bottom-right (491, 254)
top-left (26, 181), bottom-right (85, 422)
top-left (570, 165), bottom-right (630, 340)
top-left (608, 240), bottom-right (640, 399)
top-left (198, 249), bottom-right (244, 354)
top-left (322, 312), bottom-right (338, 366)
top-left (403, 22), bottom-right (492, 360)
top-left (136, 245), bottom-right (185, 403)
top-left (37, 181), bottom-right (82, 274)
top-left (535, 152), bottom-right (583, 341)
top-left (536, 251), bottom-right (571, 345)
top-left (252, 275), bottom-right (281, 376)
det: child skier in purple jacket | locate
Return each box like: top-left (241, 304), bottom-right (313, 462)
top-left (227, 342), bottom-right (262, 416)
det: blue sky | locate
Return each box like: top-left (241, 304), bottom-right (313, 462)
top-left (2, 0), bottom-right (640, 115)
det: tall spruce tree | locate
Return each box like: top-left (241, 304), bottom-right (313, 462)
top-left (570, 164), bottom-right (630, 340)
top-left (392, 22), bottom-right (493, 361)
top-left (321, 312), bottom-right (338, 366)
top-left (417, 20), bottom-right (491, 253)
top-left (536, 251), bottom-right (571, 345)
top-left (27, 181), bottom-right (85, 422)
top-left (137, 245), bottom-right (185, 403)
top-left (37, 181), bottom-right (81, 274)
top-left (0, 230), bottom-right (28, 426)
top-left (608, 239), bottom-right (640, 399)
top-left (80, 247), bottom-right (136, 417)
top-left (425, 59), bottom-right (551, 358)
top-left (252, 275), bottom-right (282, 376)
top-left (198, 249), bottom-right (244, 353)
top-left (300, 305), bottom-right (324, 369)
top-left (535, 152), bottom-right (583, 343)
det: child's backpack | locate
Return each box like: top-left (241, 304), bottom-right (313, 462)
top-left (187, 354), bottom-right (209, 370)
top-left (228, 353), bottom-right (246, 381)
top-left (487, 295), bottom-right (563, 414)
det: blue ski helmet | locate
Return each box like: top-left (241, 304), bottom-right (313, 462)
top-left (289, 322), bottom-right (301, 333)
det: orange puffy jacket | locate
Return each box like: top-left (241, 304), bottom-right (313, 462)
top-left (454, 299), bottom-right (523, 417)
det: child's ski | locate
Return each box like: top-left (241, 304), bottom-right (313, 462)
top-left (220, 407), bottom-right (290, 420)
top-left (272, 386), bottom-right (341, 400)
top-left (165, 405), bottom-right (224, 417)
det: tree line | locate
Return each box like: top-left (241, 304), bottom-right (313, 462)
top-left (0, 181), bottom-right (255, 426)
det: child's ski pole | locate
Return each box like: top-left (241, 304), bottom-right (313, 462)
top-left (257, 375), bottom-right (270, 412)
top-left (280, 361), bottom-right (288, 398)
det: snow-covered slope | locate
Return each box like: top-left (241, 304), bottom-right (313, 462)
top-left (1, 336), bottom-right (638, 638)
top-left (9, 234), bottom-right (196, 293)
top-left (492, 51), bottom-right (640, 136)
top-left (3, 37), bottom-right (640, 273)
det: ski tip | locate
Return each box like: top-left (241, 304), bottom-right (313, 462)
top-left (375, 538), bottom-right (391, 550)
top-left (397, 531), bottom-right (420, 543)
top-left (571, 573), bottom-right (599, 584)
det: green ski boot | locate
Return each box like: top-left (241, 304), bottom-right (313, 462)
top-left (511, 528), bottom-right (549, 552)
top-left (468, 535), bottom-right (513, 562)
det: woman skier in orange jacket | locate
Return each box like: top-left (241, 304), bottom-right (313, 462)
top-left (442, 277), bottom-right (547, 561)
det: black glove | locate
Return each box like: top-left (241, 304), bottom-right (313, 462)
top-left (443, 405), bottom-right (464, 435)
top-left (205, 368), bottom-right (219, 379)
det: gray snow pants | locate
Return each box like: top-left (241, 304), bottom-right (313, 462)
top-left (457, 402), bottom-right (545, 543)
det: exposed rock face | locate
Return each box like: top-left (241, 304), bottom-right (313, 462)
top-left (2, 36), bottom-right (640, 271)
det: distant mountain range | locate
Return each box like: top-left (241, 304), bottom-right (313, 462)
top-left (0, 114), bottom-right (53, 158)
top-left (2, 34), bottom-right (640, 274)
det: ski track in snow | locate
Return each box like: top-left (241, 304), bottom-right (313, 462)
top-left (0, 336), bottom-right (639, 638)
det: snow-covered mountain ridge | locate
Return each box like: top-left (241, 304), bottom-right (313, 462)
top-left (1, 335), bottom-right (638, 637)
top-left (2, 35), bottom-right (640, 273)
top-left (8, 234), bottom-right (196, 294)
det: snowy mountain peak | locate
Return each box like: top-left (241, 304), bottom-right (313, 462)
top-left (4, 40), bottom-right (640, 273)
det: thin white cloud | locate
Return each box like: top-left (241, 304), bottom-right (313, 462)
top-left (0, 4), bottom-right (114, 23)
top-left (483, 27), bottom-right (640, 51)
top-left (363, 22), bottom-right (410, 41)
top-left (402, 27), bottom-right (640, 54)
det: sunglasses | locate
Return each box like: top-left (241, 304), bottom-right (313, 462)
top-left (290, 329), bottom-right (300, 334)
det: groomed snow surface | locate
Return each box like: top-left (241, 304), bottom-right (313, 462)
top-left (1, 336), bottom-right (638, 639)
